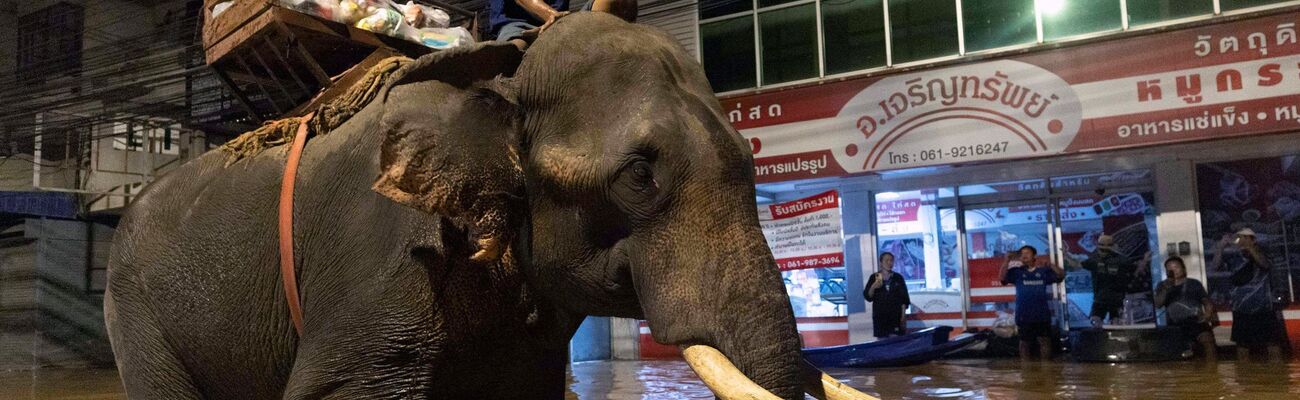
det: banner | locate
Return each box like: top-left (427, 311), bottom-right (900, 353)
top-left (0, 191), bottom-right (78, 219)
top-left (726, 12), bottom-right (1300, 183)
top-left (758, 190), bottom-right (844, 271)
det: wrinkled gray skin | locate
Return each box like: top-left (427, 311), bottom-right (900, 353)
top-left (105, 13), bottom-right (801, 399)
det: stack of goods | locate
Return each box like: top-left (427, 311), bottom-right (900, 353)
top-left (214, 0), bottom-right (474, 49)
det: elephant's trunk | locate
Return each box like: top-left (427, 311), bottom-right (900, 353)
top-left (633, 218), bottom-right (804, 399)
top-left (708, 232), bottom-right (804, 399)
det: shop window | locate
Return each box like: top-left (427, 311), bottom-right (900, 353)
top-left (1220, 0), bottom-right (1292, 11)
top-left (1057, 192), bottom-right (1158, 327)
top-left (1126, 0), bottom-right (1213, 26)
top-left (701, 17), bottom-right (758, 92)
top-left (887, 0), bottom-right (959, 63)
top-left (875, 189), bottom-right (962, 315)
top-left (1197, 155), bottom-right (1300, 308)
top-left (1050, 170), bottom-right (1152, 191)
top-left (821, 0), bottom-right (886, 75)
top-left (958, 178), bottom-right (1048, 202)
top-left (1040, 0), bottom-right (1121, 41)
top-left (759, 0), bottom-right (804, 8)
top-left (700, 0), bottom-right (753, 20)
top-left (962, 0), bottom-right (1037, 52)
top-left (785, 267), bottom-right (849, 317)
top-left (760, 4), bottom-right (820, 85)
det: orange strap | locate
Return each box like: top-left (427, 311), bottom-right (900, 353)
top-left (279, 112), bottom-right (314, 336)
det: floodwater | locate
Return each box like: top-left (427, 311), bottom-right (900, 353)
top-left (4, 359), bottom-right (1299, 399)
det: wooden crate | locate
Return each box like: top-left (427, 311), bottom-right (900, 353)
top-left (201, 1), bottom-right (471, 120)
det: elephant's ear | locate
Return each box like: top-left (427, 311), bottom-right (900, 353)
top-left (373, 42), bottom-right (526, 262)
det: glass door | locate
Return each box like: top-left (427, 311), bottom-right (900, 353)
top-left (874, 189), bottom-right (963, 321)
top-left (963, 200), bottom-right (1056, 326)
top-left (1053, 191), bottom-right (1159, 328)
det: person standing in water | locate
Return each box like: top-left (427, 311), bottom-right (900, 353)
top-left (1210, 228), bottom-right (1287, 361)
top-left (1154, 256), bottom-right (1217, 361)
top-left (1063, 234), bottom-right (1150, 327)
top-left (864, 252), bottom-right (910, 338)
top-left (1001, 245), bottom-right (1064, 361)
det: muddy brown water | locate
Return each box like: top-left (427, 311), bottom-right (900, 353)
top-left (4, 359), bottom-right (1298, 399)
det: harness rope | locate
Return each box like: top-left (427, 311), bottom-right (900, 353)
top-left (219, 56), bottom-right (413, 336)
top-left (279, 113), bottom-right (313, 335)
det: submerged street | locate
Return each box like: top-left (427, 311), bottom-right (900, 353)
top-left (7, 359), bottom-right (1299, 399)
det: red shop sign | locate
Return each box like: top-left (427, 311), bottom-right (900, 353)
top-left (730, 13), bottom-right (1300, 184)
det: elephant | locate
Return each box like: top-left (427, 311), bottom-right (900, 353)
top-left (105, 12), bottom-right (869, 400)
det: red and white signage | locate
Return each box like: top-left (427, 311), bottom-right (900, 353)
top-left (875, 199), bottom-right (921, 223)
top-left (729, 13), bottom-right (1300, 183)
top-left (758, 190), bottom-right (844, 271)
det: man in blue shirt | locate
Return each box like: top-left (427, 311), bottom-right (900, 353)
top-left (490, 0), bottom-right (638, 50)
top-left (1000, 245), bottom-right (1064, 361)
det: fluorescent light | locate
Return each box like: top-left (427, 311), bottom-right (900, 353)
top-left (1037, 0), bottom-right (1065, 15)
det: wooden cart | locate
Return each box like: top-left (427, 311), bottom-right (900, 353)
top-left (201, 0), bottom-right (478, 121)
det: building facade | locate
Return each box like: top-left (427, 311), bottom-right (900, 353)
top-left (632, 0), bottom-right (1300, 357)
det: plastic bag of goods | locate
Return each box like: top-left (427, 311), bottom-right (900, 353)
top-left (991, 311), bottom-right (1017, 339)
top-left (355, 7), bottom-right (404, 36)
top-left (211, 1), bottom-right (234, 18)
top-left (334, 0), bottom-right (387, 25)
top-left (279, 0), bottom-right (339, 21)
top-left (411, 26), bottom-right (473, 49)
top-left (401, 1), bottom-right (450, 29)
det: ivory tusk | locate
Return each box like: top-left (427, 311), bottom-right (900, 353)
top-left (680, 345), bottom-right (782, 400)
top-left (801, 359), bottom-right (879, 400)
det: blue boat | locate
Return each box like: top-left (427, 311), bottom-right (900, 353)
top-left (802, 326), bottom-right (986, 368)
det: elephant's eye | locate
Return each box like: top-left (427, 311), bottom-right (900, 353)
top-left (612, 159), bottom-right (662, 213)
top-left (618, 160), bottom-right (659, 198)
top-left (631, 162), bottom-right (653, 182)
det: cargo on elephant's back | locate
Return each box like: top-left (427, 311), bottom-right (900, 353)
top-left (201, 0), bottom-right (479, 122)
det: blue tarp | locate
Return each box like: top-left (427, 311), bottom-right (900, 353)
top-left (0, 191), bottom-right (78, 219)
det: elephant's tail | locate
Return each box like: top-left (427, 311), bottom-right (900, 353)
top-left (218, 56), bottom-right (412, 166)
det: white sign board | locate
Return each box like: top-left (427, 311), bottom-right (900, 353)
top-left (758, 190), bottom-right (845, 271)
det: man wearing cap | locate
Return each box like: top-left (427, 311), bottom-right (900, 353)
top-left (1064, 234), bottom-right (1149, 327)
top-left (1211, 228), bottom-right (1287, 361)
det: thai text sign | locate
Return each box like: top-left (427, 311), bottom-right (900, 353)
top-left (758, 190), bottom-right (844, 271)
top-left (0, 191), bottom-right (78, 219)
top-left (728, 13), bottom-right (1300, 183)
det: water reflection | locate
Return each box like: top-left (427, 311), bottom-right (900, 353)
top-left (3, 359), bottom-right (1297, 399)
top-left (570, 359), bottom-right (1300, 399)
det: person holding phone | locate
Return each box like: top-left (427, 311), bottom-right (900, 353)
top-left (1000, 245), bottom-right (1063, 361)
top-left (1210, 228), bottom-right (1286, 361)
top-left (864, 252), bottom-right (910, 338)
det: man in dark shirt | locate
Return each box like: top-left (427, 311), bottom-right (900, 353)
top-left (1210, 228), bottom-right (1286, 361)
top-left (489, 0), bottom-right (638, 50)
top-left (1000, 245), bottom-right (1063, 361)
top-left (1154, 256), bottom-right (1217, 361)
top-left (1065, 234), bottom-right (1149, 327)
top-left (864, 252), bottom-right (910, 338)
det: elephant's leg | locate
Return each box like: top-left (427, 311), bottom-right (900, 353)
top-left (279, 351), bottom-right (434, 400)
top-left (105, 285), bottom-right (203, 399)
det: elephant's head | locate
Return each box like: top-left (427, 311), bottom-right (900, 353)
top-left (374, 12), bottom-right (865, 400)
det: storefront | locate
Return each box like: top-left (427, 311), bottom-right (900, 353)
top-left (633, 8), bottom-right (1300, 357)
